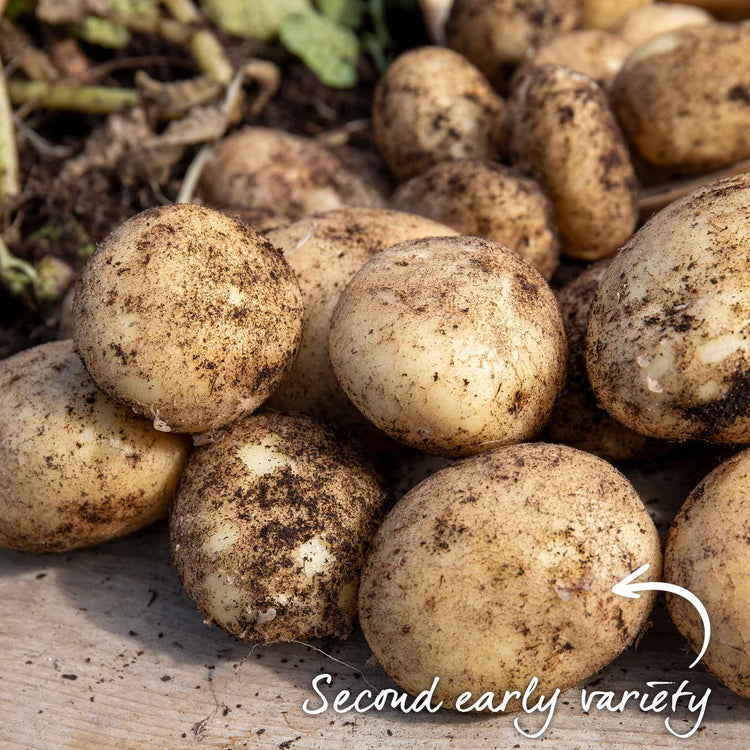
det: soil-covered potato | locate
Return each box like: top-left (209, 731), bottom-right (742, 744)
top-left (73, 204), bottom-right (303, 434)
top-left (359, 443), bottom-right (662, 708)
top-left (545, 260), bottom-right (658, 461)
top-left (586, 173), bottom-right (750, 443)
top-left (372, 46), bottom-right (507, 182)
top-left (0, 340), bottom-right (187, 553)
top-left (329, 235), bottom-right (567, 457)
top-left (266, 209), bottom-right (457, 438)
top-left (616, 3), bottom-right (712, 47)
top-left (527, 30), bottom-right (633, 86)
top-left (665, 449), bottom-right (750, 698)
top-left (582, 0), bottom-right (652, 28)
top-left (446, 0), bottom-right (582, 88)
top-left (509, 65), bottom-right (638, 260)
top-left (199, 127), bottom-right (384, 217)
top-left (613, 23), bottom-right (750, 172)
top-left (391, 160), bottom-right (560, 279)
top-left (230, 209), bottom-right (291, 235)
top-left (170, 413), bottom-right (389, 643)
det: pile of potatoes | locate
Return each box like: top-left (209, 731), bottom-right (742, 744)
top-left (2, 0), bottom-right (750, 713)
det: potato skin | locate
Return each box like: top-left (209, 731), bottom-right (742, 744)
top-left (391, 160), bottom-right (560, 279)
top-left (613, 23), bottom-right (750, 172)
top-left (582, 0), bottom-right (652, 29)
top-left (615, 3), bottom-right (711, 47)
top-left (586, 174), bottom-right (750, 443)
top-left (170, 413), bottom-right (389, 643)
top-left (329, 235), bottom-right (567, 457)
top-left (545, 261), bottom-right (658, 461)
top-left (0, 341), bottom-right (187, 553)
top-left (372, 47), bottom-right (507, 182)
top-left (665, 0), bottom-right (750, 21)
top-left (446, 0), bottom-right (582, 88)
top-left (509, 65), bottom-right (638, 261)
top-left (665, 449), bottom-right (750, 698)
top-left (359, 443), bottom-right (662, 708)
top-left (73, 204), bottom-right (303, 434)
top-left (199, 127), bottom-right (384, 217)
top-left (266, 209), bottom-right (457, 438)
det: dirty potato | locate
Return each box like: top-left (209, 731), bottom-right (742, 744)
top-left (391, 160), bottom-right (560, 279)
top-left (329, 235), bottom-right (567, 457)
top-left (613, 23), bottom-right (750, 171)
top-left (615, 3), bottom-right (712, 47)
top-left (586, 173), bottom-right (750, 442)
top-left (170, 413), bottom-right (389, 643)
top-left (359, 443), bottom-right (662, 708)
top-left (509, 64), bottom-right (638, 260)
top-left (372, 46), bottom-right (507, 181)
top-left (665, 449), bottom-right (750, 698)
top-left (0, 340), bottom-right (187, 553)
top-left (73, 204), bottom-right (303, 434)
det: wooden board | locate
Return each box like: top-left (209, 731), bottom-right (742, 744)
top-left (1, 447), bottom-right (749, 749)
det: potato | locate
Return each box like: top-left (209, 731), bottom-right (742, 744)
top-left (586, 173), bottom-right (750, 443)
top-left (170, 413), bottom-right (389, 643)
top-left (509, 64), bottom-right (638, 260)
top-left (662, 0), bottom-right (750, 20)
top-left (230, 209), bottom-right (291, 234)
top-left (545, 260), bottom-right (658, 461)
top-left (616, 3), bottom-right (712, 47)
top-left (0, 340), bottom-right (187, 553)
top-left (199, 127), bottom-right (384, 217)
top-left (359, 443), bottom-right (662, 708)
top-left (328, 235), bottom-right (567, 457)
top-left (582, 0), bottom-right (652, 29)
top-left (527, 30), bottom-right (633, 87)
top-left (613, 23), bottom-right (750, 172)
top-left (73, 204), bottom-right (303, 434)
top-left (665, 449), bottom-right (750, 698)
top-left (265, 209), bottom-right (457, 439)
top-left (446, 0), bottom-right (582, 88)
top-left (372, 47), bottom-right (507, 182)
top-left (391, 160), bottom-right (560, 279)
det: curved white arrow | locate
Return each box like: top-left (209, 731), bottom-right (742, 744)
top-left (612, 563), bottom-right (711, 669)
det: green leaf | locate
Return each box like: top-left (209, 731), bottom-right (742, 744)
top-left (199, 0), bottom-right (312, 41)
top-left (280, 10), bottom-right (359, 88)
top-left (318, 0), bottom-right (363, 28)
top-left (5, 0), bottom-right (34, 20)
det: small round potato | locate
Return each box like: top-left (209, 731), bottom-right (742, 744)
top-left (199, 127), bottom-right (384, 217)
top-left (329, 236), bottom-right (567, 457)
top-left (509, 64), bottom-right (638, 260)
top-left (616, 3), bottom-right (712, 47)
top-left (528, 30), bottom-right (633, 87)
top-left (665, 449), bottom-right (750, 698)
top-left (372, 47), bottom-right (507, 182)
top-left (391, 160), bottom-right (560, 279)
top-left (545, 260), bottom-right (658, 461)
top-left (613, 23), bottom-right (750, 172)
top-left (266, 209), bottom-right (457, 437)
top-left (359, 443), bottom-right (662, 709)
top-left (663, 0), bottom-right (750, 21)
top-left (581, 0), bottom-right (652, 29)
top-left (0, 340), bottom-right (187, 553)
top-left (446, 0), bottom-right (582, 88)
top-left (73, 204), bottom-right (303, 434)
top-left (170, 413), bottom-right (389, 643)
top-left (586, 173), bottom-right (750, 443)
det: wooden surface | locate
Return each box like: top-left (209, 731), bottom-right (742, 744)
top-left (1, 447), bottom-right (749, 749)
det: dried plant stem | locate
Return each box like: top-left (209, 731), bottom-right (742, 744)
top-left (7, 80), bottom-right (140, 114)
top-left (0, 61), bottom-right (19, 198)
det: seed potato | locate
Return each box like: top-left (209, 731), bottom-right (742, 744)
top-left (586, 174), bottom-right (750, 443)
top-left (615, 3), bottom-right (712, 47)
top-left (581, 0), bottom-right (652, 29)
top-left (328, 235), bottom-right (567, 457)
top-left (613, 23), bottom-right (750, 172)
top-left (359, 443), bottom-right (662, 708)
top-left (665, 449), bottom-right (750, 698)
top-left (545, 260), bottom-right (658, 461)
top-left (391, 160), bottom-right (560, 279)
top-left (73, 204), bottom-right (303, 434)
top-left (372, 46), bottom-right (507, 182)
top-left (170, 413), bottom-right (389, 643)
top-left (199, 127), bottom-right (384, 217)
top-left (509, 64), bottom-right (638, 260)
top-left (0, 340), bottom-right (188, 553)
top-left (446, 0), bottom-right (582, 88)
top-left (266, 209), bottom-right (457, 438)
